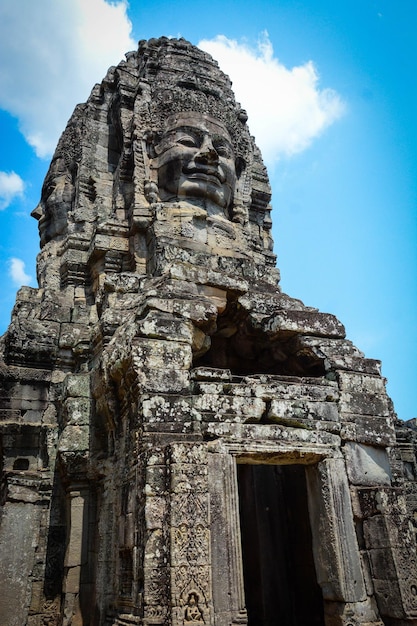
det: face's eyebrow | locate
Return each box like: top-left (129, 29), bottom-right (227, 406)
top-left (159, 125), bottom-right (234, 153)
top-left (165, 125), bottom-right (232, 140)
top-left (164, 125), bottom-right (203, 136)
top-left (212, 134), bottom-right (233, 145)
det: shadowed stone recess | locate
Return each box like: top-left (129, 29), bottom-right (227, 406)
top-left (1, 37), bottom-right (416, 626)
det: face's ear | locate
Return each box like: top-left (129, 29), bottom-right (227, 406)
top-left (235, 156), bottom-right (245, 179)
top-left (144, 130), bottom-right (162, 159)
top-left (230, 156), bottom-right (249, 224)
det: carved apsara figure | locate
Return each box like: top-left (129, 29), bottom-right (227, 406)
top-left (184, 591), bottom-right (205, 624)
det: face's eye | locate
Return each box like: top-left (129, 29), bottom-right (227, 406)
top-left (43, 182), bottom-right (57, 200)
top-left (213, 139), bottom-right (233, 158)
top-left (176, 133), bottom-right (199, 148)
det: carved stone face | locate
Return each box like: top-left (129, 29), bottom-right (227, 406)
top-left (32, 156), bottom-right (75, 245)
top-left (152, 113), bottom-right (236, 211)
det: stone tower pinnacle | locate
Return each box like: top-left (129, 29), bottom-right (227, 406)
top-left (1, 37), bottom-right (416, 626)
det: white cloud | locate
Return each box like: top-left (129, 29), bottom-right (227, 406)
top-left (198, 33), bottom-right (345, 166)
top-left (0, 0), bottom-right (135, 158)
top-left (0, 171), bottom-right (25, 210)
top-left (8, 257), bottom-right (32, 286)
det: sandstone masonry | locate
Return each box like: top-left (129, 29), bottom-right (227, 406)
top-left (0, 37), bottom-right (416, 626)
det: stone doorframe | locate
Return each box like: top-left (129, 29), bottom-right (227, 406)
top-left (205, 433), bottom-right (383, 626)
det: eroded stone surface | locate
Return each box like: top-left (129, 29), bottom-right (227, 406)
top-left (1, 37), bottom-right (416, 626)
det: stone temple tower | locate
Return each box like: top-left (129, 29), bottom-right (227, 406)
top-left (1, 37), bottom-right (417, 626)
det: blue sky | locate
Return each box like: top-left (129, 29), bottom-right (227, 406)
top-left (0, 0), bottom-right (415, 420)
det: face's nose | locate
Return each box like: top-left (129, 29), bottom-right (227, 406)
top-left (195, 135), bottom-right (219, 164)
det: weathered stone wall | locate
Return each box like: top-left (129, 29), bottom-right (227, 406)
top-left (1, 37), bottom-right (416, 626)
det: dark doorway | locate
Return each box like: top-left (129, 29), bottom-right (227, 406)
top-left (237, 464), bottom-right (325, 626)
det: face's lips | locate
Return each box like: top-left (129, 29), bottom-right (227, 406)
top-left (182, 165), bottom-right (225, 184)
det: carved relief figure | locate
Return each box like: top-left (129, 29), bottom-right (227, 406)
top-left (183, 591), bottom-right (205, 624)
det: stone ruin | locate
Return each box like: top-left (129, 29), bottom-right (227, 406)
top-left (0, 36), bottom-right (416, 626)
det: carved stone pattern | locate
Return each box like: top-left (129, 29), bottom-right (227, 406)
top-left (170, 444), bottom-right (212, 624)
top-left (401, 578), bottom-right (417, 616)
top-left (143, 604), bottom-right (168, 624)
top-left (41, 598), bottom-right (61, 626)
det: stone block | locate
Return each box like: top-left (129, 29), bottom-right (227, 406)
top-left (170, 462), bottom-right (208, 494)
top-left (251, 378), bottom-right (340, 402)
top-left (341, 414), bottom-right (396, 447)
top-left (63, 397), bottom-right (91, 426)
top-left (193, 393), bottom-right (265, 421)
top-left (169, 442), bottom-right (207, 465)
top-left (344, 443), bottom-right (392, 486)
top-left (39, 292), bottom-right (71, 322)
top-left (338, 372), bottom-right (387, 394)
top-left (401, 578), bottom-right (417, 617)
top-left (191, 367), bottom-right (232, 381)
top-left (28, 580), bottom-right (44, 613)
top-left (146, 447), bottom-right (168, 466)
top-left (58, 323), bottom-right (90, 349)
top-left (145, 496), bottom-right (167, 530)
top-left (363, 515), bottom-right (399, 549)
top-left (373, 579), bottom-right (403, 618)
top-left (144, 529), bottom-right (167, 567)
top-left (323, 598), bottom-right (384, 625)
top-left (136, 368), bottom-right (190, 393)
top-left (64, 565), bottom-right (81, 593)
top-left (137, 311), bottom-right (194, 343)
top-left (195, 285), bottom-right (227, 313)
top-left (143, 296), bottom-right (175, 316)
top-left (92, 233), bottom-right (129, 253)
top-left (170, 523), bottom-right (210, 566)
top-left (142, 395), bottom-right (193, 422)
top-left (145, 465), bottom-right (168, 496)
top-left (58, 425), bottom-right (89, 452)
top-left (143, 566), bottom-right (169, 605)
top-left (66, 495), bottom-right (85, 567)
top-left (193, 380), bottom-right (232, 395)
top-left (356, 488), bottom-right (387, 519)
top-left (143, 420), bottom-right (195, 434)
top-left (8, 483), bottom-right (47, 504)
top-left (359, 549), bottom-right (375, 597)
top-left (368, 548), bottom-right (398, 580)
top-left (63, 373), bottom-right (90, 398)
top-left (6, 318), bottom-right (60, 366)
top-left (263, 309), bottom-right (345, 338)
top-left (339, 391), bottom-right (390, 416)
top-left (132, 338), bottom-right (192, 370)
top-left (204, 420), bottom-right (341, 448)
top-left (192, 326), bottom-right (210, 355)
top-left (0, 408), bottom-right (21, 421)
top-left (306, 458), bottom-right (366, 603)
top-left (268, 398), bottom-right (339, 423)
top-left (306, 342), bottom-right (382, 375)
top-left (168, 261), bottom-right (248, 293)
top-left (0, 502), bottom-right (41, 626)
